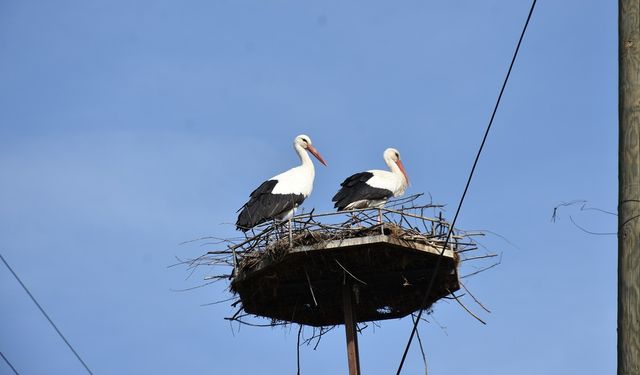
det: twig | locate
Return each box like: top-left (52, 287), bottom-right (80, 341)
top-left (460, 254), bottom-right (498, 262)
top-left (335, 259), bottom-right (367, 285)
top-left (448, 290), bottom-right (486, 325)
top-left (170, 280), bottom-right (219, 292)
top-left (304, 268), bottom-right (318, 306)
top-left (460, 281), bottom-right (491, 313)
top-left (224, 317), bottom-right (288, 327)
top-left (200, 296), bottom-right (238, 307)
top-left (461, 253), bottom-right (502, 279)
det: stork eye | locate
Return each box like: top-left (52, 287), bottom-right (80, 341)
top-left (395, 152), bottom-right (399, 158)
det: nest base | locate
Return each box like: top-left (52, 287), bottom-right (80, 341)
top-left (232, 232), bottom-right (459, 327)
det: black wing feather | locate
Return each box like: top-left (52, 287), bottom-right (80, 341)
top-left (236, 180), bottom-right (305, 231)
top-left (332, 172), bottom-right (393, 211)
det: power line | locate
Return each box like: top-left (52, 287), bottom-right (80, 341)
top-left (0, 254), bottom-right (94, 375)
top-left (395, 1), bottom-right (538, 373)
top-left (0, 352), bottom-right (20, 375)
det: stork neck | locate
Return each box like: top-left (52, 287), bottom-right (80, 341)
top-left (386, 157), bottom-right (407, 184)
top-left (385, 156), bottom-right (398, 174)
top-left (295, 143), bottom-right (314, 170)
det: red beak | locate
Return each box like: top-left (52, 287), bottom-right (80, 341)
top-left (307, 145), bottom-right (327, 166)
top-left (395, 159), bottom-right (409, 184)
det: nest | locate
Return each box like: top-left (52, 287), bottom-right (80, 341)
top-left (186, 194), bottom-right (498, 330)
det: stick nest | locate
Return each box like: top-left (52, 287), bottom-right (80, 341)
top-left (182, 194), bottom-right (498, 332)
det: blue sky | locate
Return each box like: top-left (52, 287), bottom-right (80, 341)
top-left (0, 1), bottom-right (617, 374)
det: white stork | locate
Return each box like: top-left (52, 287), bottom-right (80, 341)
top-left (236, 134), bottom-right (327, 231)
top-left (332, 148), bottom-right (409, 211)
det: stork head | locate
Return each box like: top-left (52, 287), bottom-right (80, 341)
top-left (384, 148), bottom-right (409, 184)
top-left (295, 134), bottom-right (327, 166)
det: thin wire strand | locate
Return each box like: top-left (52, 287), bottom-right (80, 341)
top-left (0, 254), bottom-right (94, 375)
top-left (0, 352), bottom-right (19, 375)
top-left (395, 1), bottom-right (538, 373)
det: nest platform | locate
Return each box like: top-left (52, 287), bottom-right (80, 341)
top-left (231, 227), bottom-right (460, 327)
top-left (193, 197), bottom-right (495, 331)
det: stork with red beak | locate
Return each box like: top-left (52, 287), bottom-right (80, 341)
top-left (332, 148), bottom-right (409, 211)
top-left (236, 134), bottom-right (327, 231)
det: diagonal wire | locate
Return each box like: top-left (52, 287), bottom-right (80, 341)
top-left (0, 254), bottom-right (94, 375)
top-left (395, 1), bottom-right (538, 373)
top-left (1, 352), bottom-right (20, 375)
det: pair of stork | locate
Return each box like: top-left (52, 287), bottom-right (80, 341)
top-left (236, 134), bottom-right (409, 231)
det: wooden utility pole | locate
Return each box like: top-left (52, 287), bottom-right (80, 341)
top-left (343, 284), bottom-right (361, 375)
top-left (619, 1), bottom-right (640, 374)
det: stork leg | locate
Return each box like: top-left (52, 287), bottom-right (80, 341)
top-left (350, 212), bottom-right (359, 226)
top-left (288, 217), bottom-right (293, 247)
top-left (272, 219), bottom-right (280, 240)
top-left (377, 209), bottom-right (386, 235)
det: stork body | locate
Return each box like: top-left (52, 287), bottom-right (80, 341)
top-left (236, 135), bottom-right (327, 231)
top-left (332, 148), bottom-right (409, 211)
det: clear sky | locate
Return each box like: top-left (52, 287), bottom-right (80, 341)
top-left (0, 1), bottom-right (617, 374)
